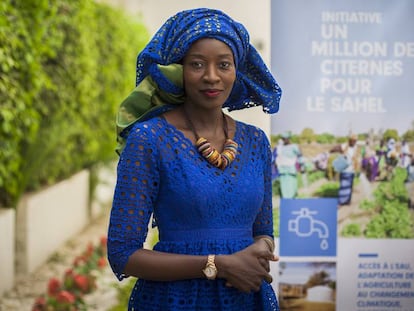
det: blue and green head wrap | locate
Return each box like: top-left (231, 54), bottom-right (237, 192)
top-left (116, 8), bottom-right (282, 153)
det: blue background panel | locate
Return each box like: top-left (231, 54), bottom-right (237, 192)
top-left (280, 198), bottom-right (338, 257)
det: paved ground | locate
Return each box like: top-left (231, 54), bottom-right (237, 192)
top-left (0, 209), bottom-right (121, 311)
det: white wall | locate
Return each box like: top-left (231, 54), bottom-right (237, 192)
top-left (0, 208), bottom-right (15, 296)
top-left (16, 171), bottom-right (90, 274)
top-left (100, 0), bottom-right (272, 136)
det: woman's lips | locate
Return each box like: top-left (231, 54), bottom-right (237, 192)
top-left (202, 89), bottom-right (221, 97)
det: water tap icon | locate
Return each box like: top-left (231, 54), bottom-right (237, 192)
top-left (288, 207), bottom-right (329, 250)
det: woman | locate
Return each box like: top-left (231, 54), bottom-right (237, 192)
top-left (331, 134), bottom-right (358, 205)
top-left (400, 140), bottom-right (411, 168)
top-left (108, 8), bottom-right (282, 310)
top-left (275, 132), bottom-right (303, 198)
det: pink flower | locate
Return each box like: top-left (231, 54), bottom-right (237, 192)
top-left (31, 296), bottom-right (46, 311)
top-left (98, 257), bottom-right (107, 268)
top-left (74, 274), bottom-right (90, 293)
top-left (86, 243), bottom-right (94, 256)
top-left (100, 236), bottom-right (107, 248)
top-left (73, 255), bottom-right (86, 267)
top-left (33, 237), bottom-right (109, 309)
top-left (56, 290), bottom-right (76, 304)
top-left (47, 278), bottom-right (61, 297)
top-left (64, 268), bottom-right (74, 277)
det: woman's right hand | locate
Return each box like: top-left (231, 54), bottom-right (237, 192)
top-left (215, 242), bottom-right (278, 293)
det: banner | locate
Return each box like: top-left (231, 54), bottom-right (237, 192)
top-left (270, 1), bottom-right (414, 310)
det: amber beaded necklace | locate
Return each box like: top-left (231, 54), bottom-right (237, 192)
top-left (183, 109), bottom-right (238, 170)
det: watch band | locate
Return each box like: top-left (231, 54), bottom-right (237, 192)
top-left (203, 254), bottom-right (218, 280)
top-left (206, 254), bottom-right (215, 266)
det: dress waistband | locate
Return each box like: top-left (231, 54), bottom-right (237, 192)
top-left (159, 228), bottom-right (252, 242)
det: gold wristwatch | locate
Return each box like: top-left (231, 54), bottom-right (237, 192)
top-left (202, 254), bottom-right (218, 280)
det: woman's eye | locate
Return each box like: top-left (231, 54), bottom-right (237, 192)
top-left (191, 61), bottom-right (203, 69)
top-left (220, 62), bottom-right (231, 69)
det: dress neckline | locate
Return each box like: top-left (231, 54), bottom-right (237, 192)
top-left (157, 116), bottom-right (240, 152)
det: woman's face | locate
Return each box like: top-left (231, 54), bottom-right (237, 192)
top-left (182, 38), bottom-right (236, 110)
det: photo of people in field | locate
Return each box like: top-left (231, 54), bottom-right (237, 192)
top-left (270, 127), bottom-right (414, 239)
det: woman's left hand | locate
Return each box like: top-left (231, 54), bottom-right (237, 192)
top-left (215, 239), bottom-right (279, 292)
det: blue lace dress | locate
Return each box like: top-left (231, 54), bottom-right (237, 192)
top-left (107, 116), bottom-right (279, 311)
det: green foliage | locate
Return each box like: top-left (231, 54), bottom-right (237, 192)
top-left (364, 168), bottom-right (413, 238)
top-left (0, 0), bottom-right (49, 204)
top-left (341, 223), bottom-right (362, 237)
top-left (372, 167), bottom-right (409, 203)
top-left (336, 136), bottom-right (347, 144)
top-left (306, 170), bottom-right (325, 184)
top-left (272, 179), bottom-right (280, 197)
top-left (313, 182), bottom-right (339, 198)
top-left (270, 135), bottom-right (278, 146)
top-left (300, 127), bottom-right (315, 144)
top-left (316, 133), bottom-right (336, 144)
top-left (382, 128), bottom-right (399, 142)
top-left (343, 168), bottom-right (413, 238)
top-left (402, 129), bottom-right (414, 142)
top-left (270, 133), bottom-right (300, 144)
top-left (273, 207), bottom-right (280, 237)
top-left (365, 201), bottom-right (413, 238)
top-left (0, 0), bottom-right (149, 207)
top-left (359, 198), bottom-right (377, 211)
top-left (109, 279), bottom-right (136, 311)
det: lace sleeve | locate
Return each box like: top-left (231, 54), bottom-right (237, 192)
top-left (107, 123), bottom-right (160, 280)
top-left (252, 131), bottom-right (274, 239)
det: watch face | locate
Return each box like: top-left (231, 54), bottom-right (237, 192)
top-left (205, 267), bottom-right (213, 276)
top-left (204, 266), bottom-right (216, 278)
